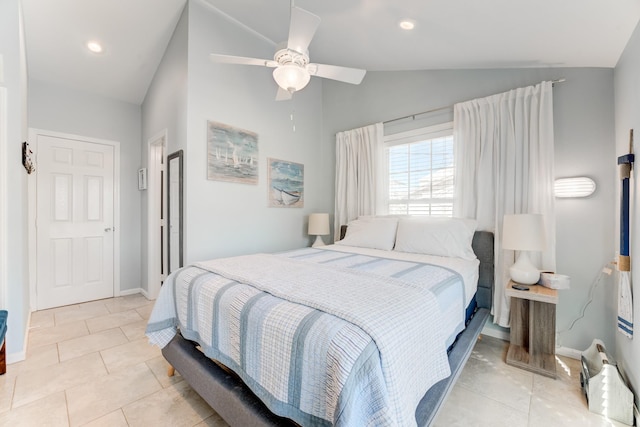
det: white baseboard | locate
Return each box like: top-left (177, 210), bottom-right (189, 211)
top-left (7, 311), bottom-right (30, 364)
top-left (480, 325), bottom-right (510, 341)
top-left (480, 321), bottom-right (582, 361)
top-left (139, 288), bottom-right (152, 300)
top-left (119, 288), bottom-right (142, 297)
top-left (555, 346), bottom-right (582, 360)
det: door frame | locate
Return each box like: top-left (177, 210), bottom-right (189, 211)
top-left (147, 130), bottom-right (167, 300)
top-left (28, 128), bottom-right (121, 310)
top-left (0, 88), bottom-right (6, 309)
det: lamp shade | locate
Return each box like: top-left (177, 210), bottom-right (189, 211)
top-left (308, 213), bottom-right (330, 236)
top-left (502, 214), bottom-right (546, 285)
top-left (273, 64), bottom-right (310, 93)
top-left (502, 214), bottom-right (546, 251)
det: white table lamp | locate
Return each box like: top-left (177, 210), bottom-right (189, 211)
top-left (308, 213), bottom-right (330, 247)
top-left (502, 214), bottom-right (546, 285)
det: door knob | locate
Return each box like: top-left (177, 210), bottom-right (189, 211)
top-left (104, 227), bottom-right (112, 232)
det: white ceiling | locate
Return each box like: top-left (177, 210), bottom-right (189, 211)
top-left (21, 0), bottom-right (640, 105)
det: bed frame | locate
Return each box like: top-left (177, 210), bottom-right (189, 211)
top-left (161, 230), bottom-right (494, 426)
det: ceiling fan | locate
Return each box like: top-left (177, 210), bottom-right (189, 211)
top-left (210, 4), bottom-right (366, 101)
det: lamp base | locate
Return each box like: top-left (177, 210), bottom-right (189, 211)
top-left (312, 235), bottom-right (325, 248)
top-left (509, 252), bottom-right (540, 285)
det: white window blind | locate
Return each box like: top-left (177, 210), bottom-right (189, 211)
top-left (384, 122), bottom-right (454, 216)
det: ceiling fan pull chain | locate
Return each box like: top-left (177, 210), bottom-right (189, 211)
top-left (291, 98), bottom-right (296, 132)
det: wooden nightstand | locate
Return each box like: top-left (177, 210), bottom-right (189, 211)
top-left (505, 280), bottom-right (558, 378)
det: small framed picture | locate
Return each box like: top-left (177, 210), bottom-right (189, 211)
top-left (138, 168), bottom-right (147, 190)
top-left (268, 158), bottom-right (303, 208)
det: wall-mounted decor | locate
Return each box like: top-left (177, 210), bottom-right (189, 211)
top-left (138, 168), bottom-right (147, 190)
top-left (268, 158), bottom-right (304, 208)
top-left (207, 120), bottom-right (258, 184)
top-left (22, 142), bottom-right (35, 174)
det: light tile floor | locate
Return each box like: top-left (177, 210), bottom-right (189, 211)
top-left (434, 336), bottom-right (629, 427)
top-left (0, 294), bottom-right (630, 427)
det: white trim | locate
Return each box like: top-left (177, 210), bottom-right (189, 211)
top-left (139, 287), bottom-right (152, 300)
top-left (147, 130), bottom-right (167, 300)
top-left (0, 88), bottom-right (7, 309)
top-left (119, 288), bottom-right (143, 297)
top-left (480, 325), bottom-right (510, 341)
top-left (6, 311), bottom-right (29, 364)
top-left (27, 128), bottom-right (121, 308)
top-left (384, 121), bottom-right (453, 147)
top-left (555, 346), bottom-right (581, 360)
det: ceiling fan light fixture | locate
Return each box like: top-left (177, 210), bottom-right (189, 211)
top-left (273, 64), bottom-right (310, 93)
top-left (399, 19), bottom-right (416, 30)
top-left (86, 40), bottom-right (104, 54)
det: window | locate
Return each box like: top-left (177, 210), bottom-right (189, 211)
top-left (384, 122), bottom-right (454, 216)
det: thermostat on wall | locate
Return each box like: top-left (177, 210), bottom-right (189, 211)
top-left (138, 168), bottom-right (147, 190)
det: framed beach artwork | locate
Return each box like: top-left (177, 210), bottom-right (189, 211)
top-left (207, 120), bottom-right (258, 184)
top-left (268, 158), bottom-right (304, 208)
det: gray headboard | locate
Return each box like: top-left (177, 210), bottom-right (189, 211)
top-left (471, 231), bottom-right (494, 310)
top-left (338, 225), bottom-right (494, 310)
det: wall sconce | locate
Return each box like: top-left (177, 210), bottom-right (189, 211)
top-left (554, 177), bottom-right (596, 198)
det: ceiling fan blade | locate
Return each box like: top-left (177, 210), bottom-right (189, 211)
top-left (307, 63), bottom-right (366, 85)
top-left (210, 53), bottom-right (278, 68)
top-left (275, 87), bottom-right (293, 101)
top-left (287, 7), bottom-right (321, 54)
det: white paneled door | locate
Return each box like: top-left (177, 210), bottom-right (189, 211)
top-left (36, 134), bottom-right (115, 309)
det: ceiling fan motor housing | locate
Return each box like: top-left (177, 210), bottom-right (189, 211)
top-left (274, 47), bottom-right (309, 67)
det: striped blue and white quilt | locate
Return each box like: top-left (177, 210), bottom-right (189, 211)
top-left (146, 247), bottom-right (467, 427)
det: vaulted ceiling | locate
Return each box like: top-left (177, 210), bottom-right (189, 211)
top-left (21, 0), bottom-right (640, 105)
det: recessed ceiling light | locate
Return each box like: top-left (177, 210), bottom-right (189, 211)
top-left (399, 20), bottom-right (416, 30)
top-left (86, 41), bottom-right (104, 54)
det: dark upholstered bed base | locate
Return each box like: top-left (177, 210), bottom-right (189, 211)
top-left (163, 334), bottom-right (298, 426)
top-left (162, 230), bottom-right (494, 426)
top-left (163, 307), bottom-right (489, 427)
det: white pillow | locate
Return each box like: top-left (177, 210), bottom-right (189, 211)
top-left (393, 217), bottom-right (478, 260)
top-left (336, 217), bottom-right (399, 251)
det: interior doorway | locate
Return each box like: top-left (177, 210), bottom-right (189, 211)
top-left (147, 131), bottom-right (167, 299)
top-left (0, 88), bottom-right (6, 310)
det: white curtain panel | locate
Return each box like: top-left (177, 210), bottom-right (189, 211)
top-left (453, 81), bottom-right (556, 327)
top-left (334, 123), bottom-right (384, 241)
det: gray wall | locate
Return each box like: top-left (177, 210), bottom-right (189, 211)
top-left (183, 0), bottom-right (330, 263)
top-left (27, 79), bottom-right (143, 293)
top-left (0, 0), bottom-right (29, 359)
top-left (323, 68), bottom-right (618, 352)
top-left (140, 0), bottom-right (332, 294)
top-left (614, 19), bottom-right (640, 410)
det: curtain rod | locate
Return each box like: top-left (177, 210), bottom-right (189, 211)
top-left (383, 78), bottom-right (566, 125)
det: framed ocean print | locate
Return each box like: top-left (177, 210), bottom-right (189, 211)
top-left (268, 158), bottom-right (304, 208)
top-left (207, 120), bottom-right (258, 184)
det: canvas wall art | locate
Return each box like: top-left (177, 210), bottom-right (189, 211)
top-left (207, 121), bottom-right (258, 184)
top-left (268, 158), bottom-right (304, 208)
